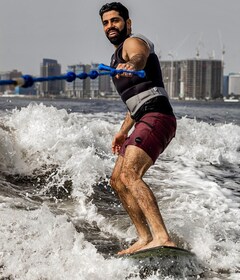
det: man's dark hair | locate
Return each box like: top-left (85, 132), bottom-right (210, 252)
top-left (99, 2), bottom-right (129, 21)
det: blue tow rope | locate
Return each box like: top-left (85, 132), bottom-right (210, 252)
top-left (0, 64), bottom-right (145, 88)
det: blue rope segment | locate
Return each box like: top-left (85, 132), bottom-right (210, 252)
top-left (0, 79), bottom-right (18, 86)
top-left (0, 64), bottom-right (146, 88)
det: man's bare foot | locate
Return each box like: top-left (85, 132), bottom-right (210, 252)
top-left (117, 237), bottom-right (152, 255)
top-left (136, 239), bottom-right (176, 252)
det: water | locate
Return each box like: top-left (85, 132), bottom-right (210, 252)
top-left (0, 97), bottom-right (239, 280)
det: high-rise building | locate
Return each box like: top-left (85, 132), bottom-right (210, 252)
top-left (161, 59), bottom-right (223, 100)
top-left (223, 76), bottom-right (229, 97)
top-left (160, 60), bottom-right (179, 99)
top-left (228, 73), bottom-right (240, 97)
top-left (66, 64), bottom-right (86, 98)
top-left (89, 63), bottom-right (100, 98)
top-left (40, 59), bottom-right (62, 95)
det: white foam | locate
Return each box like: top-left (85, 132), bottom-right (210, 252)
top-left (165, 117), bottom-right (240, 165)
top-left (0, 204), bottom-right (137, 280)
top-left (150, 117), bottom-right (240, 274)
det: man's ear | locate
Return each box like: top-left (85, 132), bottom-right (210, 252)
top-left (126, 18), bottom-right (132, 33)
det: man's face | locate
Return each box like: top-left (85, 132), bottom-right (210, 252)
top-left (101, 10), bottom-right (129, 46)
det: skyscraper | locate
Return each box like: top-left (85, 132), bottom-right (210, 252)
top-left (161, 59), bottom-right (223, 100)
top-left (228, 73), bottom-right (240, 97)
top-left (66, 64), bottom-right (86, 98)
top-left (40, 59), bottom-right (62, 96)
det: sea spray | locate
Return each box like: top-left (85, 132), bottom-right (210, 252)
top-left (0, 204), bottom-right (134, 280)
top-left (0, 100), bottom-right (239, 279)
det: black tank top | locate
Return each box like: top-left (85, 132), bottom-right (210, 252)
top-left (110, 34), bottom-right (174, 120)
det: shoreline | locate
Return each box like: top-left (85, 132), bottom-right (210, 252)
top-left (0, 94), bottom-right (239, 103)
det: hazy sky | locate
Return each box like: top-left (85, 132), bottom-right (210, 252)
top-left (0, 0), bottom-right (239, 75)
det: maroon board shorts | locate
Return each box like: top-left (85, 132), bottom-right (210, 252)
top-left (119, 112), bottom-right (176, 163)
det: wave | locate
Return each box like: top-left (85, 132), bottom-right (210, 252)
top-left (0, 102), bottom-right (240, 279)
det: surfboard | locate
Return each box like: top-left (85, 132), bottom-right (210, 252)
top-left (126, 245), bottom-right (195, 259)
top-left (124, 246), bottom-right (201, 279)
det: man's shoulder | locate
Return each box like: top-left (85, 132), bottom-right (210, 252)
top-left (130, 33), bottom-right (154, 53)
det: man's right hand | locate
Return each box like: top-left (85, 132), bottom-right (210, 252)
top-left (112, 132), bottom-right (127, 154)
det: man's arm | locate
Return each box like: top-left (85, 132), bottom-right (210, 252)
top-left (116, 37), bottom-right (150, 73)
top-left (112, 112), bottom-right (135, 154)
top-left (119, 111), bottom-right (135, 134)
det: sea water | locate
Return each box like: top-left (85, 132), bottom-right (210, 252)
top-left (0, 97), bottom-right (239, 280)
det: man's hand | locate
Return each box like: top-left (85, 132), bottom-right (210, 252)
top-left (115, 62), bottom-right (134, 78)
top-left (112, 132), bottom-right (127, 154)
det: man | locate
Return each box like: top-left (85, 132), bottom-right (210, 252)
top-left (99, 2), bottom-right (177, 255)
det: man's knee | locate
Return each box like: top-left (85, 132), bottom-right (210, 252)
top-left (120, 169), bottom-right (138, 187)
top-left (110, 174), bottom-right (123, 192)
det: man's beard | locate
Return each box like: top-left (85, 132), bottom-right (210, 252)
top-left (106, 24), bottom-right (128, 46)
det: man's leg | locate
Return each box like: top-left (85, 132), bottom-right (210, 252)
top-left (110, 155), bottom-right (153, 254)
top-left (120, 145), bottom-right (175, 253)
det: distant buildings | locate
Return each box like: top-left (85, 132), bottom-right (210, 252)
top-left (0, 69), bottom-right (22, 94)
top-left (161, 59), bottom-right (223, 100)
top-left (222, 73), bottom-right (240, 100)
top-left (228, 73), bottom-right (240, 97)
top-left (0, 57), bottom-right (239, 100)
top-left (65, 63), bottom-right (116, 98)
top-left (66, 64), bottom-right (86, 98)
top-left (0, 69), bottom-right (36, 95)
top-left (40, 59), bottom-right (62, 96)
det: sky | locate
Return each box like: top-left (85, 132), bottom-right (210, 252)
top-left (0, 0), bottom-right (239, 75)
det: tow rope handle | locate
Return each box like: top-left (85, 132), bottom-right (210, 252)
top-left (98, 64), bottom-right (146, 78)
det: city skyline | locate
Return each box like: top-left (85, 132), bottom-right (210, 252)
top-left (0, 0), bottom-right (240, 75)
top-left (1, 58), bottom-right (229, 100)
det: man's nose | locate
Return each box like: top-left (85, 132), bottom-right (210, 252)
top-left (106, 21), bottom-right (114, 30)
